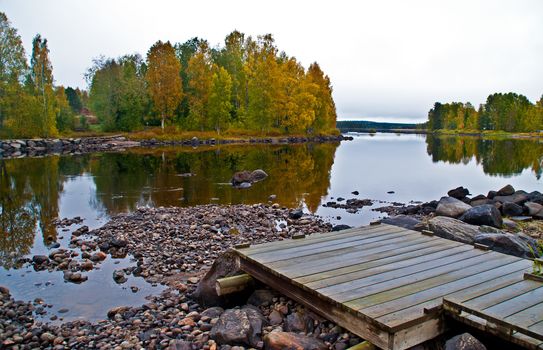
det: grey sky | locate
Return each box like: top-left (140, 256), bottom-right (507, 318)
top-left (2, 0), bottom-right (542, 122)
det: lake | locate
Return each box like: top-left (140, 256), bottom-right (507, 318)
top-left (1, 133), bottom-right (543, 321)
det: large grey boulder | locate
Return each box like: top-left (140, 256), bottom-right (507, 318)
top-left (501, 202), bottom-right (524, 216)
top-left (497, 184), bottom-right (515, 196)
top-left (444, 333), bottom-right (486, 350)
top-left (494, 191), bottom-right (529, 205)
top-left (524, 202), bottom-right (543, 216)
top-left (381, 215), bottom-right (422, 231)
top-left (192, 250), bottom-right (243, 307)
top-left (210, 306), bottom-right (267, 347)
top-left (250, 169), bottom-right (268, 182)
top-left (475, 233), bottom-right (540, 259)
top-left (459, 205), bottom-right (502, 228)
top-left (435, 197), bottom-right (472, 218)
top-left (428, 216), bottom-right (481, 244)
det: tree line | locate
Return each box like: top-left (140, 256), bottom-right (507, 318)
top-left (0, 12), bottom-right (337, 138)
top-left (0, 13), bottom-right (88, 138)
top-left (427, 92), bottom-right (543, 132)
top-left (87, 32), bottom-right (337, 134)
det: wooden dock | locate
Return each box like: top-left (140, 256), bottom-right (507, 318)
top-left (234, 223), bottom-right (543, 350)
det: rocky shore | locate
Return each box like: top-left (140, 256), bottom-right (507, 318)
top-left (376, 184), bottom-right (543, 259)
top-left (0, 135), bottom-right (351, 159)
top-left (2, 204), bottom-right (372, 350)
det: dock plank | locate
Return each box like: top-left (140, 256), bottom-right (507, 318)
top-left (295, 239), bottom-right (460, 285)
top-left (484, 287), bottom-right (543, 319)
top-left (303, 243), bottom-right (471, 290)
top-left (459, 280), bottom-right (542, 311)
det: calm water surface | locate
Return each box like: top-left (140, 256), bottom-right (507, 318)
top-left (1, 133), bottom-right (542, 321)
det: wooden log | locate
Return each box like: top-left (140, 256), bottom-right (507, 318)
top-left (346, 341), bottom-right (376, 350)
top-left (215, 274), bottom-right (254, 296)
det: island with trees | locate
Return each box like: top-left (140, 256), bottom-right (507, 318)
top-left (426, 92), bottom-right (543, 134)
top-left (0, 12), bottom-right (338, 140)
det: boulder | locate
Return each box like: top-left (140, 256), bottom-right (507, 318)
top-left (289, 209), bottom-right (304, 220)
top-left (192, 250), bottom-right (243, 307)
top-left (487, 190), bottom-right (497, 199)
top-left (524, 202), bottom-right (543, 216)
top-left (263, 332), bottom-right (327, 350)
top-left (113, 269), bottom-right (127, 284)
top-left (201, 307), bottom-right (224, 319)
top-left (497, 184), bottom-right (515, 196)
top-left (444, 333), bottom-right (486, 350)
top-left (285, 311), bottom-right (314, 333)
top-left (32, 255), bottom-right (50, 265)
top-left (501, 202), bottom-right (524, 217)
top-left (380, 215), bottom-right (422, 231)
top-left (494, 191), bottom-right (529, 205)
top-left (331, 224), bottom-right (351, 232)
top-left (447, 186), bottom-right (470, 199)
top-left (231, 171), bottom-right (252, 186)
top-left (474, 233), bottom-right (539, 259)
top-left (435, 197), bottom-right (472, 218)
top-left (459, 205), bottom-right (502, 228)
top-left (250, 169), bottom-right (268, 182)
top-left (168, 340), bottom-right (192, 350)
top-left (210, 306), bottom-right (267, 347)
top-left (428, 216), bottom-right (481, 244)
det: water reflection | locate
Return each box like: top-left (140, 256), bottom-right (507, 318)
top-left (426, 135), bottom-right (543, 178)
top-left (0, 143), bottom-right (339, 268)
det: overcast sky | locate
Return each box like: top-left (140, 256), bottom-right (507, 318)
top-left (2, 0), bottom-right (542, 122)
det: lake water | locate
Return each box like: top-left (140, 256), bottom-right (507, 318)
top-left (1, 133), bottom-right (542, 321)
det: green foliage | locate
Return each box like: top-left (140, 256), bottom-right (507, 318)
top-left (208, 66), bottom-right (233, 133)
top-left (428, 92), bottom-right (543, 133)
top-left (65, 87), bottom-right (83, 113)
top-left (88, 55), bottom-right (148, 131)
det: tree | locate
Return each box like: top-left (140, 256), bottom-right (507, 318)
top-left (0, 12), bottom-right (28, 135)
top-left (146, 40), bottom-right (182, 130)
top-left (208, 66), bottom-right (233, 133)
top-left (30, 34), bottom-right (57, 137)
top-left (186, 41), bottom-right (213, 130)
top-left (54, 86), bottom-right (74, 132)
top-left (306, 62), bottom-right (336, 132)
top-left (65, 87), bottom-right (82, 113)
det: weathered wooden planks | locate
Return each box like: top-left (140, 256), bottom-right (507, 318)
top-left (234, 223), bottom-right (541, 350)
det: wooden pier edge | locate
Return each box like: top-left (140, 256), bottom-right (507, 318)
top-left (237, 253), bottom-right (446, 350)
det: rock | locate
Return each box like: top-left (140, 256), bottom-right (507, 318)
top-left (210, 307), bottom-right (266, 347)
top-left (111, 237), bottom-right (128, 248)
top-left (63, 271), bottom-right (88, 283)
top-left (285, 311), bottom-right (313, 333)
top-left (459, 205), bottom-right (503, 228)
top-left (428, 216), bottom-right (481, 244)
top-left (351, 191), bottom-right (359, 195)
top-left (247, 289), bottom-right (276, 306)
top-left (332, 224), bottom-right (352, 232)
top-left (380, 215), bottom-right (422, 231)
top-left (168, 340), bottom-right (192, 350)
top-left (444, 333), bottom-right (486, 350)
top-left (487, 190), bottom-right (497, 199)
top-left (474, 233), bottom-right (538, 259)
top-left (497, 184), bottom-right (515, 196)
top-left (494, 191), bottom-right (529, 205)
top-left (113, 270), bottom-right (127, 284)
top-left (231, 171), bottom-right (252, 186)
top-left (501, 202), bottom-right (524, 217)
top-left (470, 198), bottom-right (494, 207)
top-left (263, 332), bottom-right (327, 350)
top-left (237, 182), bottom-right (252, 189)
top-left (72, 225), bottom-right (89, 236)
top-left (107, 306), bottom-right (130, 319)
top-left (201, 307), bottom-right (224, 319)
top-left (502, 218), bottom-right (519, 230)
top-left (250, 169), bottom-right (268, 182)
top-left (289, 209), bottom-right (304, 220)
top-left (435, 197), bottom-right (472, 218)
top-left (32, 255), bottom-right (50, 265)
top-left (90, 251), bottom-right (107, 261)
top-left (193, 250), bottom-right (243, 307)
top-left (268, 310), bottom-right (283, 325)
top-left (524, 201), bottom-right (543, 216)
top-left (447, 186), bottom-right (470, 199)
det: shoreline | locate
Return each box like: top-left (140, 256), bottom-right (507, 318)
top-left (343, 128), bottom-right (543, 140)
top-left (0, 134), bottom-right (351, 159)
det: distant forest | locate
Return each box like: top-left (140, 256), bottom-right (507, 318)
top-left (337, 120), bottom-right (418, 131)
top-left (427, 92), bottom-right (543, 132)
top-left (0, 12), bottom-right (337, 139)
